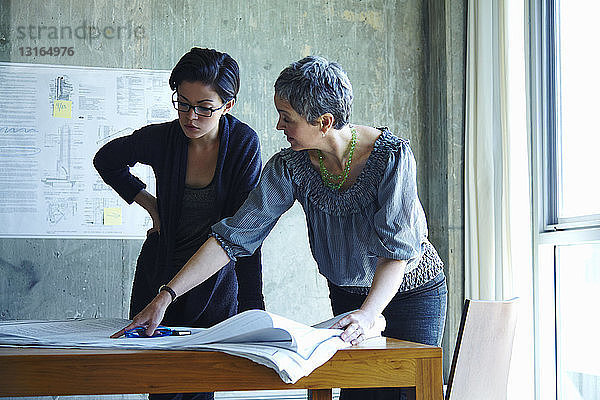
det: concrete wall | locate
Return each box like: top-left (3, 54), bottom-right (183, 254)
top-left (424, 0), bottom-right (466, 381)
top-left (0, 0), bottom-right (465, 396)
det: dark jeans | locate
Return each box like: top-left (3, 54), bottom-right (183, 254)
top-left (328, 272), bottom-right (447, 400)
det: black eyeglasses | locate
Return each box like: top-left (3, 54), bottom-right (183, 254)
top-left (172, 92), bottom-right (228, 117)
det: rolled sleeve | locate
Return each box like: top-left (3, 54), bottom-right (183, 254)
top-left (369, 142), bottom-right (427, 261)
top-left (211, 152), bottom-right (296, 258)
top-left (210, 232), bottom-right (240, 262)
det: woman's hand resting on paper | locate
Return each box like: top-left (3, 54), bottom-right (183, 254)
top-left (110, 237), bottom-right (233, 338)
top-left (110, 291), bottom-right (171, 338)
top-left (329, 258), bottom-right (403, 345)
top-left (330, 309), bottom-right (379, 346)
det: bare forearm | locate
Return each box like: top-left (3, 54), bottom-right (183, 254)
top-left (360, 258), bottom-right (407, 316)
top-left (133, 190), bottom-right (158, 217)
top-left (331, 258), bottom-right (406, 344)
top-left (111, 236), bottom-right (231, 338)
top-left (134, 190), bottom-right (160, 232)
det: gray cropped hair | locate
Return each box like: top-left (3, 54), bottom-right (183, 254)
top-left (274, 56), bottom-right (353, 130)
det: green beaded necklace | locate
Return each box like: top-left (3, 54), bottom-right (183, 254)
top-left (318, 126), bottom-right (358, 190)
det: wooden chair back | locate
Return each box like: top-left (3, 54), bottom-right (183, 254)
top-left (446, 298), bottom-right (519, 400)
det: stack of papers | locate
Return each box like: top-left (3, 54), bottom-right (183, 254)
top-left (0, 310), bottom-right (385, 384)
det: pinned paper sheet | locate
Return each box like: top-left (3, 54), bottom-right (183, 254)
top-left (103, 207), bottom-right (122, 225)
top-left (53, 100), bottom-right (72, 118)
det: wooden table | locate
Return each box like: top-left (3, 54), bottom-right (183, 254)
top-left (0, 337), bottom-right (443, 400)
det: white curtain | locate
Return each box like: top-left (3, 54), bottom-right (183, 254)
top-left (464, 0), bottom-right (513, 301)
top-left (465, 0), bottom-right (535, 398)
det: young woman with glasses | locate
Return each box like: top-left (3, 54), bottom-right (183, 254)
top-left (94, 47), bottom-right (264, 400)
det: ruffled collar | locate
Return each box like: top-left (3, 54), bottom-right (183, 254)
top-left (279, 128), bottom-right (406, 215)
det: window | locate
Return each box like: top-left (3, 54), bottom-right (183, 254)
top-left (554, 1), bottom-right (600, 226)
top-left (556, 244), bottom-right (600, 400)
top-left (532, 0), bottom-right (600, 399)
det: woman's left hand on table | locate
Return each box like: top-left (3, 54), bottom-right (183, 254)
top-left (330, 309), bottom-right (377, 345)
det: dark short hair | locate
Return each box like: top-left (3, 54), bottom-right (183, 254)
top-left (169, 47), bottom-right (240, 102)
top-left (274, 56), bottom-right (353, 129)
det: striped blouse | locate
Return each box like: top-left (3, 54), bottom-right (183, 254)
top-left (212, 128), bottom-right (443, 291)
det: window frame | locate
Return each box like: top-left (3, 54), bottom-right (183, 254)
top-left (530, 0), bottom-right (600, 399)
top-left (542, 0), bottom-right (600, 232)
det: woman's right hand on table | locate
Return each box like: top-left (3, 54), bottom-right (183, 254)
top-left (110, 291), bottom-right (171, 338)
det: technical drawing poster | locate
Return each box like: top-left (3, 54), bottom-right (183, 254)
top-left (0, 62), bottom-right (177, 238)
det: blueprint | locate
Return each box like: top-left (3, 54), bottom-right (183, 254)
top-left (0, 62), bottom-right (177, 238)
top-left (0, 310), bottom-right (389, 384)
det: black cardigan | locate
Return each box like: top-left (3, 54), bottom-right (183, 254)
top-left (94, 114), bottom-right (264, 317)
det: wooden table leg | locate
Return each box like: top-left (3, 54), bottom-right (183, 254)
top-left (308, 388), bottom-right (332, 400)
top-left (415, 358), bottom-right (443, 400)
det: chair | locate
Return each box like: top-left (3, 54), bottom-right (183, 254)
top-left (445, 298), bottom-right (519, 400)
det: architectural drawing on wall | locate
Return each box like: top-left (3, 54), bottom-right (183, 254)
top-left (0, 145), bottom-right (41, 157)
top-left (0, 62), bottom-right (176, 238)
top-left (83, 197), bottom-right (122, 227)
top-left (96, 126), bottom-right (134, 145)
top-left (146, 75), bottom-right (175, 122)
top-left (47, 199), bottom-right (77, 225)
top-left (41, 125), bottom-right (75, 187)
top-left (51, 75), bottom-right (73, 101)
top-left (47, 75), bottom-right (75, 119)
top-left (147, 104), bottom-right (174, 122)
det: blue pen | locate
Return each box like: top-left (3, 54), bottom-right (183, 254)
top-left (124, 326), bottom-right (191, 338)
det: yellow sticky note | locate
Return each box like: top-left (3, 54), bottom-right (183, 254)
top-left (53, 100), bottom-right (72, 118)
top-left (103, 207), bottom-right (122, 225)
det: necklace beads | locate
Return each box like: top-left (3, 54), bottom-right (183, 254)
top-left (318, 126), bottom-right (358, 190)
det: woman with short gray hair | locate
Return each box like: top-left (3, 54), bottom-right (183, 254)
top-left (274, 56), bottom-right (353, 129)
top-left (115, 55), bottom-right (447, 400)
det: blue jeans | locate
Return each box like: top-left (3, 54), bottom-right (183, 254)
top-left (328, 272), bottom-right (447, 400)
